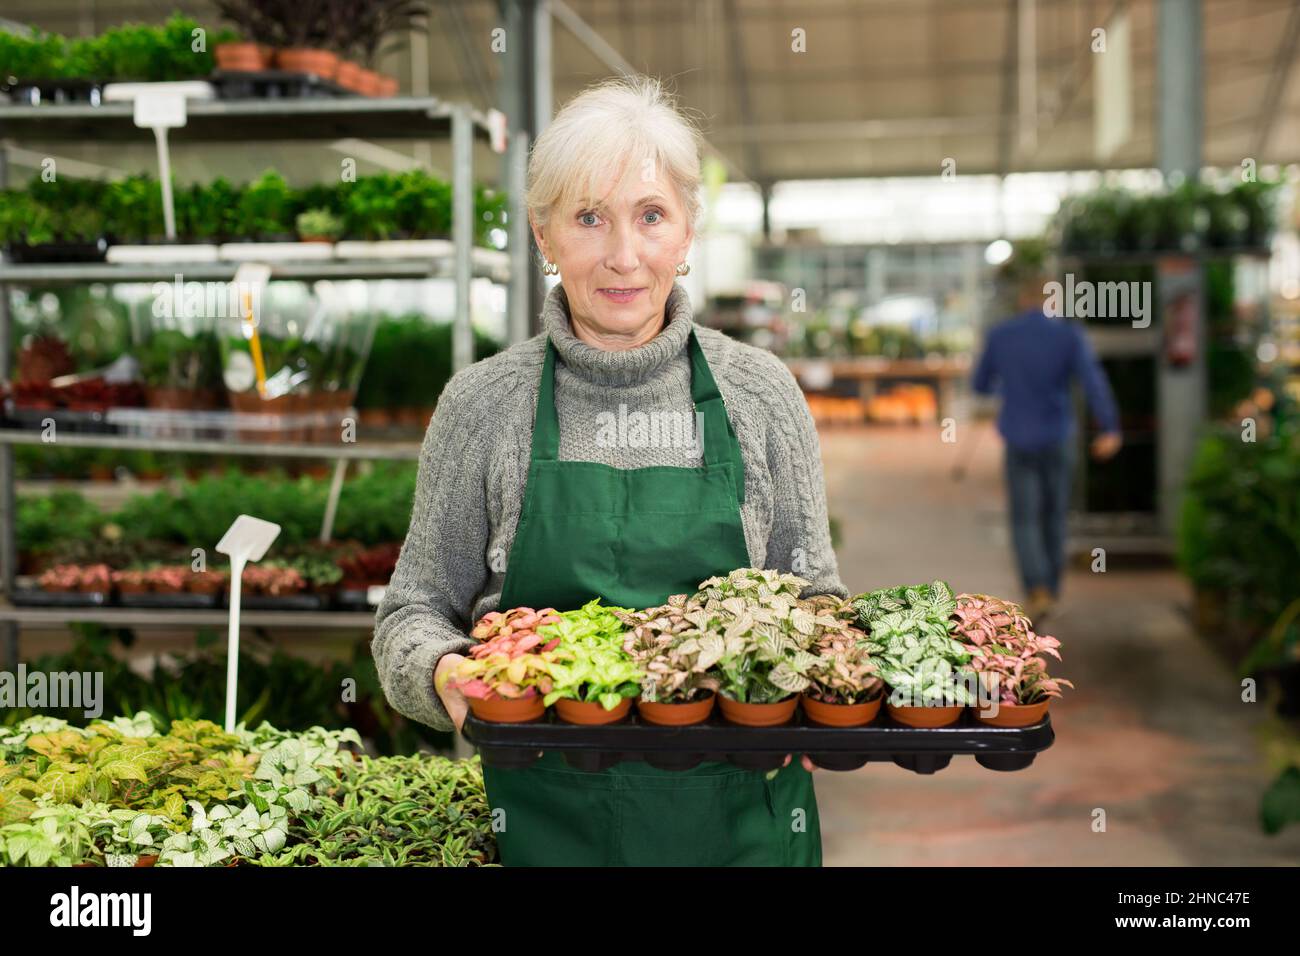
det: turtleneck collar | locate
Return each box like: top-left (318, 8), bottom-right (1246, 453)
top-left (543, 282), bottom-right (694, 387)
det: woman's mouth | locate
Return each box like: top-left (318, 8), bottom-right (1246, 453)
top-left (597, 287), bottom-right (645, 303)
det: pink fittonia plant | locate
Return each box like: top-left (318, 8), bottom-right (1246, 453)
top-left (951, 593), bottom-right (1075, 705)
top-left (805, 623), bottom-right (883, 705)
top-left (241, 565), bottom-right (305, 596)
top-left (39, 564), bottom-right (85, 592)
top-left (445, 606), bottom-right (565, 701)
top-left (447, 652), bottom-right (555, 701)
top-left (468, 606), bottom-right (563, 659)
top-left (144, 566), bottom-right (189, 592)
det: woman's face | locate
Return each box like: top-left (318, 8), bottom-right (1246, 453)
top-left (531, 165), bottom-right (693, 347)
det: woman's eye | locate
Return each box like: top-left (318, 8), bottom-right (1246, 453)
top-left (579, 212), bottom-right (599, 226)
top-left (643, 210), bottom-right (662, 224)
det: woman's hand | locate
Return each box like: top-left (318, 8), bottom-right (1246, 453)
top-left (434, 653), bottom-right (469, 733)
top-left (783, 754), bottom-right (817, 773)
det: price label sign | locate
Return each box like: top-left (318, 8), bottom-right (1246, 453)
top-left (132, 89), bottom-right (187, 129)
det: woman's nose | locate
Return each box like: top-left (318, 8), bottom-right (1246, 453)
top-left (604, 222), bottom-right (641, 273)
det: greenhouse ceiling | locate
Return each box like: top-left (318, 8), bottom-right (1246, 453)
top-left (5, 0), bottom-right (1300, 187)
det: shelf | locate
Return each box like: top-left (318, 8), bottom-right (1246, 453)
top-left (0, 599), bottom-right (376, 629)
top-left (0, 250), bottom-right (511, 285)
top-left (0, 429), bottom-right (420, 459)
top-left (1058, 246), bottom-right (1273, 264)
top-left (0, 96), bottom-right (495, 143)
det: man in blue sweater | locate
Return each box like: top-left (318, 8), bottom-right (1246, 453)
top-left (972, 272), bottom-right (1123, 620)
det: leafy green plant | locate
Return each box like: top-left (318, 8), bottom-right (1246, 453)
top-left (296, 207), bottom-right (343, 241)
top-left (237, 170), bottom-right (294, 240)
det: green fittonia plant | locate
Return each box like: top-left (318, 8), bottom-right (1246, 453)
top-left (537, 599), bottom-right (641, 710)
top-left (852, 581), bottom-right (978, 707)
top-left (1, 712), bottom-right (496, 867)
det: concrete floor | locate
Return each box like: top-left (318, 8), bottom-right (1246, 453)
top-left (815, 422), bottom-right (1300, 866)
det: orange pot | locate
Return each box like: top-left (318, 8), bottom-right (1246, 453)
top-left (718, 694), bottom-right (798, 727)
top-left (276, 48), bottom-right (339, 80)
top-left (555, 697), bottom-right (632, 725)
top-left (801, 692), bottom-right (881, 727)
top-left (637, 692), bottom-right (715, 726)
top-left (886, 701), bottom-right (964, 728)
top-left (973, 698), bottom-right (1050, 727)
top-left (214, 42), bottom-right (269, 71)
top-left (468, 694), bottom-right (544, 723)
top-left (355, 68), bottom-right (382, 97)
top-left (334, 59), bottom-right (364, 92)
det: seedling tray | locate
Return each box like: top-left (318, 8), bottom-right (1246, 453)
top-left (10, 588), bottom-right (108, 607)
top-left (463, 709), bottom-right (1054, 774)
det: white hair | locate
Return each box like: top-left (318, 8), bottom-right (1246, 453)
top-left (525, 76), bottom-right (703, 228)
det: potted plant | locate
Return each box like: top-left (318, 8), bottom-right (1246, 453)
top-left (348, 0), bottom-right (429, 97)
top-left (111, 568), bottom-right (151, 595)
top-left (852, 580), bottom-right (975, 727)
top-left (446, 606), bottom-right (563, 722)
top-left (258, 0), bottom-right (340, 79)
top-left (617, 595), bottom-right (721, 725)
top-left (951, 593), bottom-right (1074, 726)
top-left (212, 2), bottom-right (275, 69)
top-left (691, 568), bottom-right (822, 726)
top-left (36, 563), bottom-right (82, 595)
top-left (295, 208), bottom-right (343, 243)
top-left (536, 600), bottom-right (640, 723)
top-left (187, 568), bottom-right (227, 597)
top-left (234, 170), bottom-right (294, 241)
top-left (800, 599), bottom-right (883, 727)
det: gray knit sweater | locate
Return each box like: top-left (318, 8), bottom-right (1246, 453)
top-left (371, 282), bottom-right (847, 731)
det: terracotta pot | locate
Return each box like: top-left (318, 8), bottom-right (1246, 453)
top-left (214, 42), bottom-right (269, 71)
top-left (335, 59), bottom-right (364, 92)
top-left (375, 74), bottom-right (399, 97)
top-left (555, 697), bottom-right (632, 725)
top-left (468, 694), bottom-right (544, 723)
top-left (637, 692), bottom-right (715, 726)
top-left (973, 698), bottom-right (1050, 727)
top-left (89, 465), bottom-right (114, 482)
top-left (355, 67), bottom-right (382, 97)
top-left (300, 235), bottom-right (335, 244)
top-left (886, 701), bottom-right (964, 728)
top-left (801, 692), bottom-right (882, 727)
top-left (115, 582), bottom-right (149, 595)
top-left (275, 48), bottom-right (339, 80)
top-left (187, 578), bottom-right (223, 596)
top-left (718, 694), bottom-right (798, 727)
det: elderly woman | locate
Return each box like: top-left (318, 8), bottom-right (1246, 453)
top-left (373, 76), bottom-right (847, 867)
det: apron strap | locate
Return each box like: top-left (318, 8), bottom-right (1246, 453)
top-left (530, 326), bottom-right (746, 504)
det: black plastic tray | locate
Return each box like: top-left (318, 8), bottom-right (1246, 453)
top-left (463, 709), bottom-right (1054, 774)
top-left (9, 589), bottom-right (109, 607)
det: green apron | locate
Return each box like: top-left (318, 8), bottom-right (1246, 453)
top-left (482, 328), bottom-right (822, 867)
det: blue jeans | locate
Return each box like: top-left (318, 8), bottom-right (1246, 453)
top-left (1004, 439), bottom-right (1074, 597)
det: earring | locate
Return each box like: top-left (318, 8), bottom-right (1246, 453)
top-left (675, 262), bottom-right (690, 276)
top-left (542, 260), bottom-right (558, 275)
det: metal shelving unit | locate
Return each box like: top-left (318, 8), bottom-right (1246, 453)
top-left (0, 93), bottom-right (515, 666)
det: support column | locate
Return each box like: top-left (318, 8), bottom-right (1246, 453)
top-left (1155, 0), bottom-right (1205, 536)
top-left (499, 0), bottom-right (552, 338)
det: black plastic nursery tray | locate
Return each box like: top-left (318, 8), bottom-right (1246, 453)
top-left (463, 709), bottom-right (1055, 775)
top-left (9, 588), bottom-right (109, 607)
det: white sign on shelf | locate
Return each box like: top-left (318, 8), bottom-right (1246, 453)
top-left (217, 515), bottom-right (282, 732)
